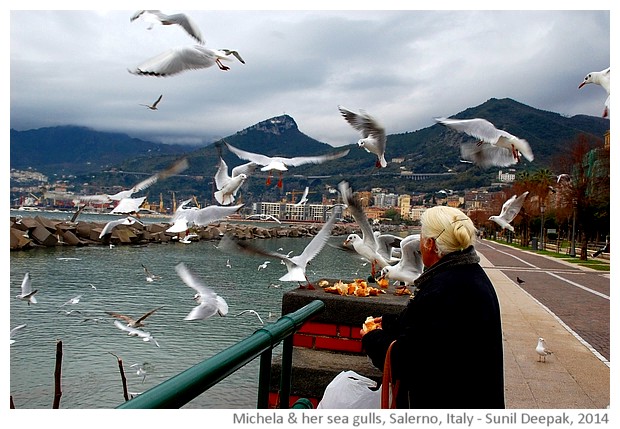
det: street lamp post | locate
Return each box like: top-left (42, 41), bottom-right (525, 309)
top-left (539, 204), bottom-right (546, 251)
top-left (570, 199), bottom-right (577, 257)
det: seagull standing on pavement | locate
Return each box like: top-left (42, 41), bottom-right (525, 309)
top-left (536, 337), bottom-right (553, 362)
top-left (489, 191), bottom-right (529, 232)
top-left (338, 105), bottom-right (388, 168)
top-left (16, 273), bottom-right (37, 305)
top-left (516, 276), bottom-right (525, 284)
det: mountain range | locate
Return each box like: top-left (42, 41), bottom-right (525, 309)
top-left (10, 98), bottom-right (609, 203)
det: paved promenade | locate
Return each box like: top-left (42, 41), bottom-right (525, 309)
top-left (479, 252), bottom-right (610, 409)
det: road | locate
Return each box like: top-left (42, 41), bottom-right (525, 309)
top-left (475, 239), bottom-right (610, 362)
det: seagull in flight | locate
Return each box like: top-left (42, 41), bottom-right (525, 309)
top-left (10, 324), bottom-right (27, 345)
top-left (129, 45), bottom-right (244, 77)
top-left (140, 94), bottom-right (163, 110)
top-left (76, 157), bottom-right (188, 203)
top-left (110, 196), bottom-right (147, 215)
top-left (489, 191), bottom-right (529, 232)
top-left (338, 181), bottom-right (400, 277)
top-left (99, 216), bottom-right (143, 239)
top-left (175, 262), bottom-right (229, 321)
top-left (234, 310), bottom-right (265, 325)
top-left (378, 234), bottom-right (423, 286)
top-left (338, 105), bottom-right (387, 168)
top-left (16, 273), bottom-right (37, 305)
top-left (141, 264), bottom-right (161, 282)
top-left (130, 10), bottom-right (205, 44)
top-left (61, 295), bottom-right (82, 306)
top-left (130, 363), bottom-right (148, 383)
top-left (167, 201), bottom-right (243, 233)
top-left (213, 157), bottom-right (257, 205)
top-left (105, 306), bottom-right (164, 328)
top-left (294, 187), bottom-right (310, 206)
top-left (218, 211), bottom-right (338, 289)
top-left (114, 320), bottom-right (160, 347)
top-left (578, 67), bottom-right (610, 118)
top-left (536, 337), bottom-right (553, 362)
top-left (224, 141), bottom-right (349, 188)
top-left (436, 117), bottom-right (534, 167)
top-left (257, 261), bottom-right (271, 271)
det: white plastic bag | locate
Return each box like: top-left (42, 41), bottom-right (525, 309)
top-left (317, 370), bottom-right (381, 409)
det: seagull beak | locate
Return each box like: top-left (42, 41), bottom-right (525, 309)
top-left (578, 81), bottom-right (587, 89)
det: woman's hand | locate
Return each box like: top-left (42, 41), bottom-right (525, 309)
top-left (360, 316), bottom-right (382, 337)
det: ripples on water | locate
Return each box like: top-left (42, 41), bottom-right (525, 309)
top-left (9, 211), bottom-right (388, 409)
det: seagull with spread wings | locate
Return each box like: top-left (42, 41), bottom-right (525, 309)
top-left (130, 10), bottom-right (205, 44)
top-left (224, 141), bottom-right (349, 188)
top-left (166, 201), bottom-right (243, 233)
top-left (436, 117), bottom-right (534, 168)
top-left (489, 191), bottom-right (529, 232)
top-left (16, 273), bottom-right (37, 305)
top-left (338, 105), bottom-right (387, 168)
top-left (338, 181), bottom-right (400, 278)
top-left (175, 262), bottom-right (229, 321)
top-left (218, 211), bottom-right (338, 289)
top-left (213, 157), bottom-right (257, 205)
top-left (105, 306), bottom-right (164, 328)
top-left (140, 94), bottom-right (163, 110)
top-left (114, 320), bottom-right (160, 347)
top-left (378, 234), bottom-right (423, 286)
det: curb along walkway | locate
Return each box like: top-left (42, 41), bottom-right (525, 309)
top-left (479, 253), bottom-right (610, 409)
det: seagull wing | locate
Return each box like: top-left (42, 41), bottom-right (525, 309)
top-left (130, 45), bottom-right (217, 77)
top-left (436, 117), bottom-right (504, 145)
top-left (135, 306), bottom-right (165, 324)
top-left (21, 273), bottom-right (32, 295)
top-left (459, 141), bottom-right (517, 168)
top-left (231, 161), bottom-right (258, 178)
top-left (192, 204), bottom-right (244, 227)
top-left (284, 149), bottom-right (350, 168)
top-left (338, 105), bottom-right (386, 146)
top-left (501, 191), bottom-right (529, 224)
top-left (106, 312), bottom-right (136, 325)
top-left (294, 211), bottom-right (337, 265)
top-left (152, 94), bottom-right (163, 108)
top-left (338, 181), bottom-right (376, 250)
top-left (10, 324), bottom-right (27, 338)
top-left (224, 142), bottom-right (275, 166)
top-left (166, 13), bottom-right (205, 44)
top-left (214, 157), bottom-right (232, 190)
top-left (498, 195), bottom-right (517, 218)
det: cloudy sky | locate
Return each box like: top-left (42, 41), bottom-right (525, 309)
top-left (8, 5), bottom-right (612, 148)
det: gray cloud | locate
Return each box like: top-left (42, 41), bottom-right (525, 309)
top-left (10, 9), bottom-right (611, 148)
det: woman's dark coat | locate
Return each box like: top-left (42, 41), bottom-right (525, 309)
top-left (362, 246), bottom-right (505, 409)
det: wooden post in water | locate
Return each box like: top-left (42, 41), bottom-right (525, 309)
top-left (53, 340), bottom-right (63, 409)
top-left (109, 352), bottom-right (130, 401)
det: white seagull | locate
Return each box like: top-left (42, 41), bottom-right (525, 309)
top-left (129, 45), bottom-right (244, 77)
top-left (218, 211), bottom-right (338, 289)
top-left (16, 273), bottom-right (37, 305)
top-left (10, 324), bottom-right (27, 345)
top-left (378, 234), bottom-right (423, 286)
top-left (114, 320), bottom-right (160, 347)
top-left (76, 157), bottom-right (188, 203)
top-left (257, 261), bottom-right (271, 271)
top-left (175, 262), bottom-right (229, 321)
top-left (106, 306), bottom-right (164, 328)
top-left (536, 337), bottom-right (553, 362)
top-left (489, 191), bottom-right (529, 232)
top-left (294, 187), bottom-right (310, 206)
top-left (234, 310), bottom-right (265, 325)
top-left (141, 264), bottom-right (161, 282)
top-left (130, 363), bottom-right (148, 383)
top-left (224, 141), bottom-right (349, 188)
top-left (213, 157), bottom-right (257, 205)
top-left (578, 67), bottom-right (610, 118)
top-left (338, 105), bottom-right (387, 168)
top-left (61, 295), bottom-right (82, 306)
top-left (110, 196), bottom-right (147, 215)
top-left (139, 94), bottom-right (163, 110)
top-left (130, 10), bottom-right (205, 44)
top-left (436, 117), bottom-right (534, 168)
top-left (338, 181), bottom-right (400, 277)
top-left (167, 202), bottom-right (243, 233)
top-left (99, 216), bottom-right (143, 239)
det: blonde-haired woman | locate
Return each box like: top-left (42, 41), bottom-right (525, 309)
top-left (361, 206), bottom-right (504, 408)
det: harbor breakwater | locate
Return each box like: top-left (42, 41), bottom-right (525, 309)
top-left (10, 215), bottom-right (404, 251)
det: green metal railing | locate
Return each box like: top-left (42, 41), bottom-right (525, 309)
top-left (116, 299), bottom-right (324, 409)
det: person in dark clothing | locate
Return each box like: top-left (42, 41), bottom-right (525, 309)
top-left (361, 205), bottom-right (505, 409)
